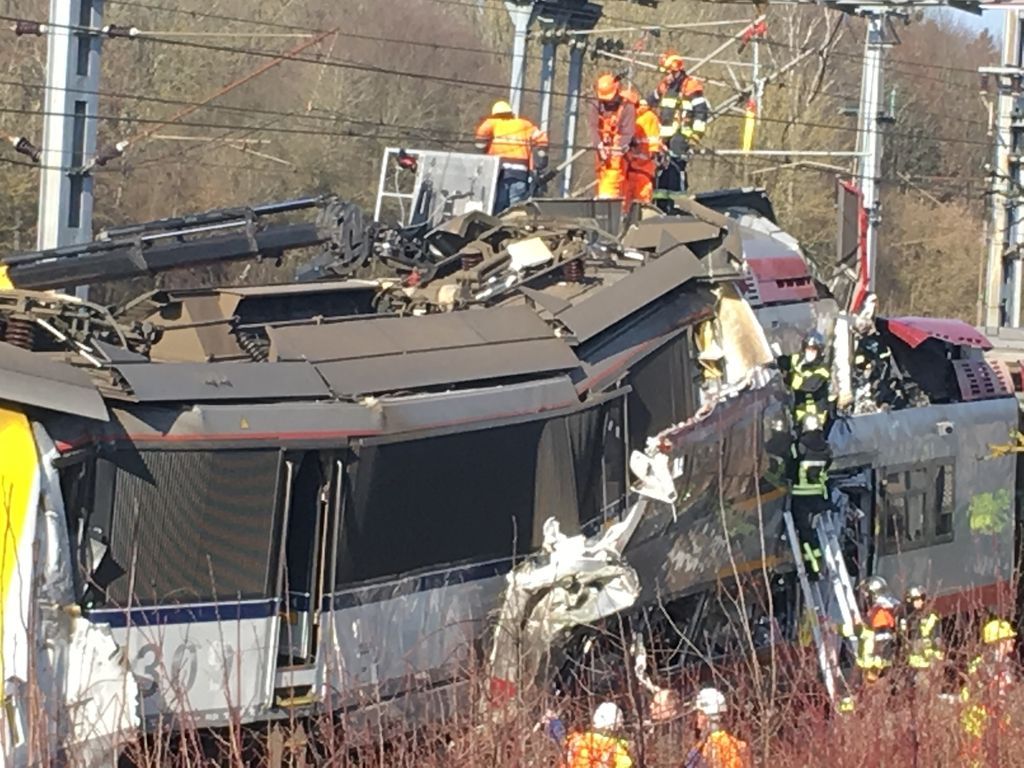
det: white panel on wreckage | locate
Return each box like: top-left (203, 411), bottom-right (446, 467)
top-left (0, 413), bottom-right (140, 768)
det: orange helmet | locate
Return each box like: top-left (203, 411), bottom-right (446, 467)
top-left (595, 73), bottom-right (619, 101)
top-left (620, 84), bottom-right (640, 105)
top-left (659, 52), bottom-right (686, 73)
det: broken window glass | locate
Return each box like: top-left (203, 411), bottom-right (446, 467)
top-left (934, 463), bottom-right (955, 539)
top-left (880, 461), bottom-right (956, 553)
top-left (906, 492), bottom-right (926, 542)
top-left (885, 494), bottom-right (906, 547)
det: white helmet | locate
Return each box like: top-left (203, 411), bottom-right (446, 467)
top-left (694, 687), bottom-right (727, 716)
top-left (592, 701), bottom-right (624, 731)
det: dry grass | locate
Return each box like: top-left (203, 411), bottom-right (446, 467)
top-left (61, 605), bottom-right (1013, 768)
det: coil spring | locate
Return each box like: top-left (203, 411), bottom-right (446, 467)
top-left (237, 330), bottom-right (269, 362)
top-left (562, 259), bottom-right (584, 284)
top-left (4, 317), bottom-right (35, 350)
top-left (461, 252), bottom-right (483, 271)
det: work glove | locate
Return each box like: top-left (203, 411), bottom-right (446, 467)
top-left (535, 149), bottom-right (549, 172)
top-left (597, 145), bottom-right (610, 163)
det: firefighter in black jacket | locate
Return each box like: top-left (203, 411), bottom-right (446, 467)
top-left (778, 330), bottom-right (835, 578)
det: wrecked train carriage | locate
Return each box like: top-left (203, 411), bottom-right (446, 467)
top-left (828, 317), bottom-right (1018, 611)
top-left (0, 197), bottom-right (788, 753)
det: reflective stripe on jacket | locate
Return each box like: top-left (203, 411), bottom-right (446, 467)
top-left (902, 611), bottom-right (943, 669)
top-left (788, 354), bottom-right (831, 426)
top-left (791, 459), bottom-right (828, 497)
top-left (858, 605), bottom-right (896, 670)
top-left (474, 116), bottom-right (548, 169)
top-left (654, 74), bottom-right (709, 142)
top-left (960, 656), bottom-right (1014, 739)
top-left (590, 101), bottom-right (636, 158)
top-left (629, 106), bottom-right (661, 174)
top-left (562, 731), bottom-right (633, 768)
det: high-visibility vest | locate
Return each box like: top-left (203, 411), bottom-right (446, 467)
top-left (474, 116), bottom-right (548, 170)
top-left (563, 731), bottom-right (633, 768)
top-left (629, 106), bottom-right (661, 174)
top-left (656, 75), bottom-right (708, 141)
top-left (597, 104), bottom-right (629, 155)
top-left (857, 606), bottom-right (895, 670)
top-left (901, 611), bottom-right (943, 669)
top-left (684, 729), bottom-right (750, 768)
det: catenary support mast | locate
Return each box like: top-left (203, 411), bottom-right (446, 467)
top-left (982, 11), bottom-right (1024, 328)
top-left (37, 0), bottom-right (103, 258)
top-left (855, 12), bottom-right (886, 297)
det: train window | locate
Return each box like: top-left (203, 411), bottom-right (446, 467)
top-left (92, 449), bottom-right (281, 608)
top-left (880, 461), bottom-right (955, 554)
top-left (337, 421), bottom-right (545, 585)
top-left (934, 463), bottom-right (955, 540)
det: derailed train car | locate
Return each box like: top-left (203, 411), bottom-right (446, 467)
top-left (0, 180), bottom-right (1017, 765)
top-left (489, 193), bottom-right (1020, 701)
top-left (0, 190), bottom-right (795, 762)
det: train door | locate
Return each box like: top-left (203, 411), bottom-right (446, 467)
top-left (277, 452), bottom-right (336, 671)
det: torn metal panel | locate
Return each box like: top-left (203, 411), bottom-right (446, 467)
top-left (268, 306), bottom-right (557, 363)
top-left (487, 509), bottom-right (646, 697)
top-left (621, 218), bottom-right (723, 251)
top-left (574, 289), bottom-right (717, 394)
top-left (315, 338), bottom-right (579, 396)
top-left (558, 250), bottom-right (704, 343)
top-left (716, 284), bottom-right (774, 382)
top-left (694, 187), bottom-right (778, 223)
top-left (517, 285), bottom-right (573, 317)
top-left (0, 341), bottom-right (107, 420)
top-left (91, 339), bottom-right (147, 364)
top-left (114, 361), bottom-right (332, 402)
top-left (885, 317), bottom-right (993, 350)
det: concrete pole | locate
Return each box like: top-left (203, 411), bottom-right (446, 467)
top-left (855, 13), bottom-right (885, 296)
top-left (1010, 13), bottom-right (1024, 327)
top-left (983, 11), bottom-right (1022, 328)
top-left (37, 0), bottom-right (103, 298)
top-left (539, 39), bottom-right (556, 135)
top-left (505, 1), bottom-right (533, 115)
top-left (561, 42), bottom-right (585, 196)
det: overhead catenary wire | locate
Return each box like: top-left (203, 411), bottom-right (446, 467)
top-left (8, 11), bottom-right (929, 127)
top-left (7, 1), bottom-right (990, 85)
top-left (0, 100), bottom-right (998, 156)
top-left (0, 3), bottom-right (994, 180)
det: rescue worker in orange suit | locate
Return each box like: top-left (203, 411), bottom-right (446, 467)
top-left (621, 84), bottom-right (662, 210)
top-left (542, 701), bottom-right (634, 768)
top-left (475, 100), bottom-right (549, 213)
top-left (683, 688), bottom-right (751, 768)
top-left (650, 52), bottom-right (709, 208)
top-left (590, 73), bottom-right (636, 201)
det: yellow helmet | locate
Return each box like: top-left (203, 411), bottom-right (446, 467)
top-left (982, 618), bottom-right (1017, 645)
top-left (491, 100), bottom-right (514, 116)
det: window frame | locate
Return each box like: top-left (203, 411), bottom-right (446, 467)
top-left (877, 460), bottom-right (955, 555)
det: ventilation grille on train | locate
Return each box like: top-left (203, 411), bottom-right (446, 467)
top-left (951, 359), bottom-right (1014, 401)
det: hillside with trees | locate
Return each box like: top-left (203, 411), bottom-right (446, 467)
top-left (0, 0), bottom-right (998, 319)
